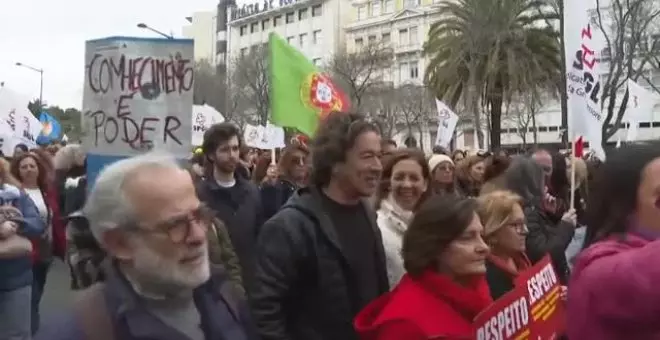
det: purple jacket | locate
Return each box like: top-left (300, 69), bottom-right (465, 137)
top-left (567, 233), bottom-right (660, 339)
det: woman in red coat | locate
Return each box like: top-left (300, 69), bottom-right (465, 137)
top-left (354, 195), bottom-right (492, 340)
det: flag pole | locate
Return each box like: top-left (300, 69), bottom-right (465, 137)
top-left (271, 148), bottom-right (277, 166)
top-left (569, 138), bottom-right (577, 211)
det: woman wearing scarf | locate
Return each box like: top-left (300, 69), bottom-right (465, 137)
top-left (477, 190), bottom-right (531, 299)
top-left (376, 149), bottom-right (430, 288)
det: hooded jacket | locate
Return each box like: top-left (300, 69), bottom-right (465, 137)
top-left (354, 270), bottom-right (492, 340)
top-left (0, 184), bottom-right (46, 291)
top-left (250, 186), bottom-right (389, 340)
top-left (567, 233), bottom-right (660, 339)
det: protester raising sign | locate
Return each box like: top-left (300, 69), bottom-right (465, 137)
top-left (82, 36), bottom-right (194, 186)
top-left (474, 256), bottom-right (565, 340)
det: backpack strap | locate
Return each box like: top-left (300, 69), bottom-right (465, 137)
top-left (74, 283), bottom-right (116, 340)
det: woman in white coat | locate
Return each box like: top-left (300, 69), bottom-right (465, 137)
top-left (376, 149), bottom-right (431, 288)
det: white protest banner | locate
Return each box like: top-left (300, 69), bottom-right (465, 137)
top-left (434, 99), bottom-right (459, 149)
top-left (192, 104), bottom-right (225, 146)
top-left (243, 123), bottom-right (286, 149)
top-left (626, 79), bottom-right (659, 141)
top-left (243, 124), bottom-right (263, 148)
top-left (261, 123), bottom-right (286, 149)
top-left (564, 0), bottom-right (606, 160)
top-left (0, 87), bottom-right (43, 153)
top-left (83, 37), bottom-right (194, 186)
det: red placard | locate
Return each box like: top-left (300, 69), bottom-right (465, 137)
top-left (474, 256), bottom-right (565, 340)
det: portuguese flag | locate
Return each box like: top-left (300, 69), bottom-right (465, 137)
top-left (269, 33), bottom-right (350, 137)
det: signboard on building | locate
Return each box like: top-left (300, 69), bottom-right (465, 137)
top-left (230, 0), bottom-right (305, 21)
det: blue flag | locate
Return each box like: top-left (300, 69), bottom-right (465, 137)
top-left (36, 112), bottom-right (62, 144)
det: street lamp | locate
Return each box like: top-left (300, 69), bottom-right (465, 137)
top-left (137, 23), bottom-right (174, 39)
top-left (15, 62), bottom-right (44, 110)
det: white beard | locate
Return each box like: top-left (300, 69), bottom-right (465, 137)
top-left (128, 237), bottom-right (211, 296)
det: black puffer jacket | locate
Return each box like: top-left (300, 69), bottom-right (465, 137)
top-left (250, 186), bottom-right (389, 340)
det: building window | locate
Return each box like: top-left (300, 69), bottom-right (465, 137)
top-left (273, 15), bottom-right (282, 26)
top-left (409, 60), bottom-right (419, 78)
top-left (239, 25), bottom-right (247, 36)
top-left (299, 33), bottom-right (308, 47)
top-left (409, 26), bottom-right (418, 44)
top-left (299, 8), bottom-right (308, 20)
top-left (240, 48), bottom-right (248, 57)
top-left (399, 62), bottom-right (410, 81)
top-left (262, 19), bottom-right (270, 30)
top-left (372, 0), bottom-right (381, 16)
top-left (286, 12), bottom-right (295, 23)
top-left (287, 36), bottom-right (295, 44)
top-left (368, 35), bottom-right (377, 44)
top-left (382, 32), bottom-right (391, 44)
top-left (251, 22), bottom-right (259, 33)
top-left (313, 58), bottom-right (322, 66)
top-left (312, 4), bottom-right (322, 16)
top-left (355, 37), bottom-right (364, 48)
top-left (313, 30), bottom-right (322, 45)
top-left (399, 28), bottom-right (409, 46)
top-left (403, 0), bottom-right (419, 8)
top-left (357, 5), bottom-right (367, 20)
top-left (384, 0), bottom-right (394, 13)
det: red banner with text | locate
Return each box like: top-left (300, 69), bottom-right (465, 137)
top-left (474, 255), bottom-right (565, 340)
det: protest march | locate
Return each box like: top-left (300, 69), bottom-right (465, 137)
top-left (1, 0), bottom-right (660, 339)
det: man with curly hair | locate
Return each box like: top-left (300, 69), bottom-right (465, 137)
top-left (250, 112), bottom-right (389, 340)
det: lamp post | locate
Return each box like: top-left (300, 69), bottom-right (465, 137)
top-left (137, 23), bottom-right (174, 39)
top-left (15, 62), bottom-right (44, 110)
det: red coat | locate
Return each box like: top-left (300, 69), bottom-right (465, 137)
top-left (354, 270), bottom-right (492, 340)
top-left (30, 187), bottom-right (66, 262)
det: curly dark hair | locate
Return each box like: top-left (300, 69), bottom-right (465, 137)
top-left (309, 112), bottom-right (379, 188)
top-left (201, 122), bottom-right (242, 160)
top-left (402, 195), bottom-right (478, 277)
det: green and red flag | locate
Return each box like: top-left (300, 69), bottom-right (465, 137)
top-left (268, 32), bottom-right (350, 137)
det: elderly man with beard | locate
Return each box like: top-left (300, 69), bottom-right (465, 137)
top-left (36, 153), bottom-right (258, 340)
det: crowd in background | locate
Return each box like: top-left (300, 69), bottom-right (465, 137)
top-left (0, 112), bottom-right (659, 340)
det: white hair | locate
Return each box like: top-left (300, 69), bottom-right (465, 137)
top-left (53, 144), bottom-right (86, 170)
top-left (83, 152), bottom-right (182, 242)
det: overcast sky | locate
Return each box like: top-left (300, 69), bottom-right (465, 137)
top-left (0, 0), bottom-right (219, 109)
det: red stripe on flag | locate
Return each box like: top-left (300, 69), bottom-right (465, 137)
top-left (574, 136), bottom-right (584, 158)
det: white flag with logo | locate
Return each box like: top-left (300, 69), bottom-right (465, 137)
top-left (626, 79), bottom-right (659, 141)
top-left (564, 0), bottom-right (606, 160)
top-left (191, 104), bottom-right (225, 146)
top-left (434, 99), bottom-right (459, 149)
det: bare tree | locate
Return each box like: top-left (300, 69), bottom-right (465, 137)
top-left (327, 43), bottom-right (394, 111)
top-left (230, 46), bottom-right (269, 127)
top-left (593, 0), bottom-right (660, 142)
top-left (393, 84), bottom-right (435, 153)
top-left (506, 92), bottom-right (544, 148)
top-left (193, 59), bottom-right (236, 116)
top-left (360, 84), bottom-right (401, 139)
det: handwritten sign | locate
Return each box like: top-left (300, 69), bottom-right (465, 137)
top-left (192, 104), bottom-right (224, 146)
top-left (474, 256), bottom-right (565, 340)
top-left (243, 123), bottom-right (285, 149)
top-left (82, 36), bottom-right (194, 186)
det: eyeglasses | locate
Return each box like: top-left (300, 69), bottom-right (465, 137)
top-left (505, 221), bottom-right (528, 234)
top-left (436, 165), bottom-right (454, 172)
top-left (127, 204), bottom-right (215, 243)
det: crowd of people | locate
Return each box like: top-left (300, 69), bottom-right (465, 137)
top-left (0, 111), bottom-right (658, 340)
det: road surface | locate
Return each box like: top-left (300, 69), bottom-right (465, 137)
top-left (40, 260), bottom-right (74, 319)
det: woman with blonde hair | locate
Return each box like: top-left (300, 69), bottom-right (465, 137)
top-left (477, 190), bottom-right (531, 299)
